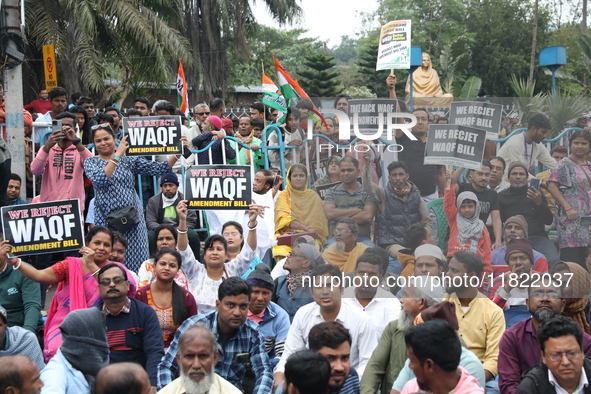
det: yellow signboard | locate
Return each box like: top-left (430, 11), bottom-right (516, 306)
top-left (42, 44), bottom-right (57, 91)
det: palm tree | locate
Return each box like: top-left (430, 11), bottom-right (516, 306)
top-left (25, 0), bottom-right (192, 106)
top-left (179, 0), bottom-right (303, 101)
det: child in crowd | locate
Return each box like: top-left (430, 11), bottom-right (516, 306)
top-left (267, 107), bottom-right (304, 172)
top-left (444, 179), bottom-right (492, 276)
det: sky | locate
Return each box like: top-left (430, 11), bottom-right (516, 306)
top-left (251, 0), bottom-right (379, 46)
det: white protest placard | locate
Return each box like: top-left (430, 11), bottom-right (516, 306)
top-left (424, 124), bottom-right (487, 170)
top-left (376, 20), bottom-right (411, 70)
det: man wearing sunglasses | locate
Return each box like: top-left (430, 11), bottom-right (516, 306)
top-left (516, 315), bottom-right (591, 394)
top-left (97, 263), bottom-right (164, 390)
top-left (190, 103), bottom-right (210, 132)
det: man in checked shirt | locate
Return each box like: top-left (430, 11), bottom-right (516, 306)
top-left (157, 277), bottom-right (273, 393)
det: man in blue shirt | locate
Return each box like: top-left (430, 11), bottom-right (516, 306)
top-left (157, 277), bottom-right (273, 393)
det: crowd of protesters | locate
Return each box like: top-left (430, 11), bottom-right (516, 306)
top-left (1, 82), bottom-right (591, 394)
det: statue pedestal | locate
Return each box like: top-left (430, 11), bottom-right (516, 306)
top-left (405, 95), bottom-right (454, 108)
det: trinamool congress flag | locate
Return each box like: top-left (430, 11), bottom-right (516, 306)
top-left (262, 73), bottom-right (287, 125)
top-left (177, 59), bottom-right (189, 116)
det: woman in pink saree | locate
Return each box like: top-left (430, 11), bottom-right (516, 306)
top-left (9, 226), bottom-right (136, 361)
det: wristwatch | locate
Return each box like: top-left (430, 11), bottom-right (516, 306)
top-left (71, 139), bottom-right (81, 145)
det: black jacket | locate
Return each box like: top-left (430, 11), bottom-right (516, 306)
top-left (515, 356), bottom-right (591, 394)
top-left (144, 192), bottom-right (198, 231)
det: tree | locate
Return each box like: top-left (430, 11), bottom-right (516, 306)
top-left (373, 0), bottom-right (469, 59)
top-left (465, 0), bottom-right (551, 96)
top-left (25, 0), bottom-right (193, 106)
top-left (330, 36), bottom-right (358, 64)
top-left (231, 25), bottom-right (322, 88)
top-left (177, 0), bottom-right (302, 101)
top-left (355, 42), bottom-right (392, 97)
top-left (298, 54), bottom-right (342, 97)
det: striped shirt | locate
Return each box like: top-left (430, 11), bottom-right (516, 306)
top-left (323, 182), bottom-right (376, 237)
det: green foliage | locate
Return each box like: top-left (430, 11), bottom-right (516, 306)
top-left (374, 0), bottom-right (469, 58)
top-left (542, 92), bottom-right (591, 137)
top-left (355, 42), bottom-right (391, 97)
top-left (231, 25), bottom-right (322, 88)
top-left (342, 86), bottom-right (377, 98)
top-left (460, 77), bottom-right (482, 98)
top-left (330, 36), bottom-right (358, 64)
top-left (439, 36), bottom-right (473, 96)
top-left (464, 0), bottom-right (551, 96)
top-left (25, 0), bottom-right (192, 105)
top-left (509, 75), bottom-right (589, 137)
top-left (579, 33), bottom-right (591, 73)
top-left (298, 53), bottom-right (342, 97)
top-left (509, 74), bottom-right (545, 125)
top-left (369, 0), bottom-right (553, 97)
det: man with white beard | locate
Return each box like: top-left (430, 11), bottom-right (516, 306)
top-left (157, 324), bottom-right (241, 394)
top-left (360, 276), bottom-right (443, 394)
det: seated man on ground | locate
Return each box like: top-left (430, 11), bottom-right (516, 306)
top-left (362, 158), bottom-right (431, 260)
top-left (516, 315), bottom-right (591, 394)
top-left (400, 320), bottom-right (483, 394)
top-left (0, 305), bottom-right (45, 371)
top-left (0, 355), bottom-right (44, 394)
top-left (157, 277), bottom-right (273, 393)
top-left (395, 244), bottom-right (446, 298)
top-left (97, 264), bottom-right (164, 389)
top-left (444, 251), bottom-right (505, 388)
top-left (282, 349), bottom-right (331, 394)
top-left (274, 264), bottom-right (377, 391)
top-left (40, 307), bottom-right (109, 393)
top-left (273, 243), bottom-right (324, 322)
top-left (397, 222), bottom-right (437, 279)
top-left (145, 172), bottom-right (199, 256)
top-left (391, 302), bottom-right (485, 393)
top-left (498, 275), bottom-right (591, 394)
top-left (95, 363), bottom-right (151, 394)
top-left (324, 156), bottom-right (377, 247)
top-left (490, 215), bottom-right (548, 276)
top-left (157, 323), bottom-right (241, 394)
top-left (342, 250), bottom-right (401, 338)
top-left (245, 265), bottom-right (290, 368)
top-left (0, 240), bottom-right (43, 333)
top-left (498, 162), bottom-right (558, 264)
top-left (487, 238), bottom-right (542, 309)
top-left (322, 217), bottom-right (369, 274)
top-left (360, 276), bottom-right (444, 394)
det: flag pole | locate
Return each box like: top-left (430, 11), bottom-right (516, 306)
top-left (261, 61), bottom-right (268, 130)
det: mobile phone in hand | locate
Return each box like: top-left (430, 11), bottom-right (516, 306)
top-left (529, 178), bottom-right (540, 189)
top-left (182, 144), bottom-right (192, 159)
top-left (52, 120), bottom-right (64, 140)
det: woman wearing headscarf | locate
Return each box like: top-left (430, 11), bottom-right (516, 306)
top-left (550, 261), bottom-right (591, 334)
top-left (40, 307), bottom-right (109, 393)
top-left (272, 164), bottom-right (329, 260)
top-left (444, 179), bottom-right (492, 275)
